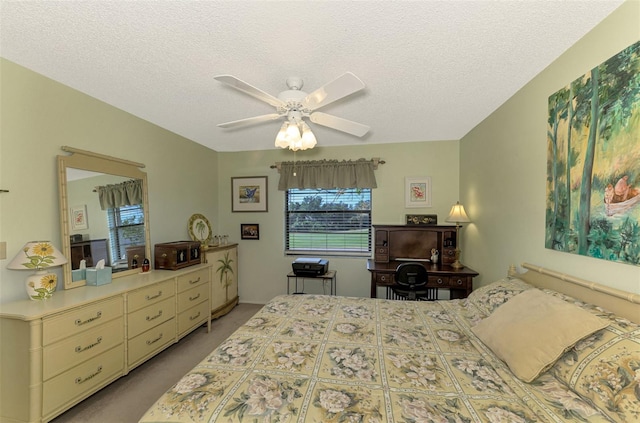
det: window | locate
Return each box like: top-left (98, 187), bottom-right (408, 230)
top-left (285, 188), bottom-right (372, 256)
top-left (107, 204), bottom-right (145, 262)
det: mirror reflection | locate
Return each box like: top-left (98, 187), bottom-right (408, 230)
top-left (66, 169), bottom-right (146, 273)
top-left (58, 147), bottom-right (151, 289)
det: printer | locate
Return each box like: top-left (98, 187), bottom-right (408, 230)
top-left (292, 258), bottom-right (329, 277)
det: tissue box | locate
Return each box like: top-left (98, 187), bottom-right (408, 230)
top-left (86, 267), bottom-right (112, 286)
top-left (72, 269), bottom-right (86, 282)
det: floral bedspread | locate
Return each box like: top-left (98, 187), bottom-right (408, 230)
top-left (139, 293), bottom-right (625, 422)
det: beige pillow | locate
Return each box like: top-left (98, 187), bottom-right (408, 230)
top-left (471, 289), bottom-right (609, 382)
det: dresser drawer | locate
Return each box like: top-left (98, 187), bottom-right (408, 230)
top-left (177, 268), bottom-right (209, 293)
top-left (128, 318), bottom-right (175, 366)
top-left (178, 300), bottom-right (209, 336)
top-left (128, 296), bottom-right (175, 339)
top-left (43, 317), bottom-right (124, 381)
top-left (43, 297), bottom-right (123, 346)
top-left (177, 282), bottom-right (208, 312)
top-left (127, 279), bottom-right (175, 313)
top-left (42, 345), bottom-right (124, 416)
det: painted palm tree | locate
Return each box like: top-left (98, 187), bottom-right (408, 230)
top-left (217, 252), bottom-right (234, 301)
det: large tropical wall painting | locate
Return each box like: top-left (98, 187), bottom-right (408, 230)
top-left (546, 40), bottom-right (640, 266)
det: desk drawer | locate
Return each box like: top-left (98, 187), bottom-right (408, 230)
top-left (178, 300), bottom-right (209, 336)
top-left (128, 318), bottom-right (175, 366)
top-left (177, 268), bottom-right (208, 293)
top-left (128, 296), bottom-right (175, 339)
top-left (43, 345), bottom-right (124, 416)
top-left (43, 297), bottom-right (123, 345)
top-left (374, 247), bottom-right (389, 262)
top-left (127, 279), bottom-right (175, 313)
top-left (429, 275), bottom-right (469, 288)
top-left (43, 317), bottom-right (123, 381)
top-left (374, 272), bottom-right (394, 286)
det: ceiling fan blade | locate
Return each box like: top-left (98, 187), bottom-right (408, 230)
top-left (214, 75), bottom-right (285, 108)
top-left (310, 112), bottom-right (370, 137)
top-left (217, 113), bottom-right (282, 129)
top-left (302, 72), bottom-right (366, 111)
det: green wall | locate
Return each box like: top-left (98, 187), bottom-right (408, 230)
top-left (460, 0), bottom-right (640, 293)
top-left (217, 142), bottom-right (460, 303)
top-left (2, 1), bottom-right (637, 303)
top-left (0, 59), bottom-right (219, 303)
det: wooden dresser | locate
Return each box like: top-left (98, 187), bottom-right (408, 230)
top-left (0, 264), bottom-right (213, 423)
top-left (205, 244), bottom-right (239, 320)
top-left (367, 225), bottom-right (478, 299)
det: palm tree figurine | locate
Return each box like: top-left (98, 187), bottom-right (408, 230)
top-left (217, 252), bottom-right (234, 302)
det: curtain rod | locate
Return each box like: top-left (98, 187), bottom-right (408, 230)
top-left (270, 158), bottom-right (386, 171)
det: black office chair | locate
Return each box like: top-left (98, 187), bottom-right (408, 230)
top-left (389, 262), bottom-right (438, 301)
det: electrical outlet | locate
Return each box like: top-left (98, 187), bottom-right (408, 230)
top-left (0, 242), bottom-right (6, 260)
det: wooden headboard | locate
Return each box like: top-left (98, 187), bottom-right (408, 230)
top-left (511, 263), bottom-right (640, 324)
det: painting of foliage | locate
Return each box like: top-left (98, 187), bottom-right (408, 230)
top-left (546, 41), bottom-right (640, 266)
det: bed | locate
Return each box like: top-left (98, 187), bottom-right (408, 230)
top-left (139, 263), bottom-right (640, 422)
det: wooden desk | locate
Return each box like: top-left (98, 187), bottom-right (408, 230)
top-left (367, 260), bottom-right (478, 299)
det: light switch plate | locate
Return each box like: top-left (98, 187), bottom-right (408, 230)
top-left (0, 242), bottom-right (6, 260)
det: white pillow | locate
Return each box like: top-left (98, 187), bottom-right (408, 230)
top-left (471, 289), bottom-right (608, 382)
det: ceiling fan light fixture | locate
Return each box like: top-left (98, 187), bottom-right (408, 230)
top-left (300, 122), bottom-right (317, 149)
top-left (274, 122), bottom-right (291, 149)
top-left (274, 119), bottom-right (317, 151)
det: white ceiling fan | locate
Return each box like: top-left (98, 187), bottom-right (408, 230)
top-left (214, 72), bottom-right (369, 150)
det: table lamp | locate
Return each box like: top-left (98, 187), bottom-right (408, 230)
top-left (445, 202), bottom-right (470, 269)
top-left (7, 241), bottom-right (68, 300)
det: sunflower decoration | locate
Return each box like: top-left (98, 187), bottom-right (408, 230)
top-left (8, 241), bottom-right (68, 301)
top-left (19, 242), bottom-right (57, 269)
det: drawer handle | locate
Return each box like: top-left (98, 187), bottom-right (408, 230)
top-left (437, 278), bottom-right (444, 285)
top-left (456, 279), bottom-right (463, 285)
top-left (189, 293), bottom-right (201, 301)
top-left (189, 311), bottom-right (201, 321)
top-left (75, 311), bottom-right (102, 326)
top-left (146, 310), bottom-right (163, 321)
top-left (75, 337), bottom-right (103, 353)
top-left (75, 365), bottom-right (103, 385)
top-left (380, 275), bottom-right (387, 282)
top-left (146, 333), bottom-right (163, 345)
top-left (189, 277), bottom-right (201, 285)
top-left (145, 291), bottom-right (162, 300)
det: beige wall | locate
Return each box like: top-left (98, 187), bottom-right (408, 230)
top-left (218, 141), bottom-right (460, 303)
top-left (0, 59), bottom-right (219, 303)
top-left (460, 0), bottom-right (640, 293)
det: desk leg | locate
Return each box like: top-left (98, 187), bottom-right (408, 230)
top-left (370, 273), bottom-right (377, 298)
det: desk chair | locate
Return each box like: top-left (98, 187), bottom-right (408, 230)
top-left (389, 262), bottom-right (438, 301)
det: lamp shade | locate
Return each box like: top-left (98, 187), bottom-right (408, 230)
top-left (7, 241), bottom-right (67, 270)
top-left (8, 241), bottom-right (68, 300)
top-left (446, 202), bottom-right (470, 223)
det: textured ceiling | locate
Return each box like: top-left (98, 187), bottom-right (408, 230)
top-left (0, 1), bottom-right (624, 152)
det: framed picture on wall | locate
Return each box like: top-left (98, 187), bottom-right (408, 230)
top-left (405, 177), bottom-right (432, 208)
top-left (231, 176), bottom-right (268, 212)
top-left (70, 205), bottom-right (88, 230)
top-left (241, 224), bottom-right (260, 240)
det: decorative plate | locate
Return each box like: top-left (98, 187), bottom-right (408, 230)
top-left (188, 214), bottom-right (212, 244)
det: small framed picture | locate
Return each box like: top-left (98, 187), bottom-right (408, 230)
top-left (241, 224), bottom-right (260, 240)
top-left (70, 205), bottom-right (88, 230)
top-left (406, 214), bottom-right (438, 225)
top-left (232, 176), bottom-right (268, 212)
top-left (405, 177), bottom-right (432, 208)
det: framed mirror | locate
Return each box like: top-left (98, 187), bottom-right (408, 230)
top-left (58, 146), bottom-right (151, 289)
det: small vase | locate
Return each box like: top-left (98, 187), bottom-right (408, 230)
top-left (25, 270), bottom-right (57, 300)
